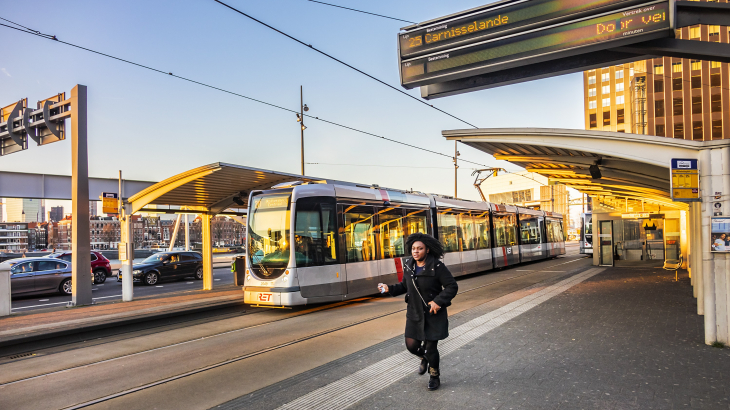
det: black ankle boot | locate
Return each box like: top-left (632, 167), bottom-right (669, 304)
top-left (427, 367), bottom-right (440, 391)
top-left (418, 357), bottom-right (428, 375)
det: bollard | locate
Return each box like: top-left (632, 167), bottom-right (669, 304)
top-left (0, 262), bottom-right (11, 316)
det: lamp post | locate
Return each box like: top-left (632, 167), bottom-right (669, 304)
top-left (296, 86), bottom-right (309, 176)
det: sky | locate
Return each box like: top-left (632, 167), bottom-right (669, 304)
top-left (0, 0), bottom-right (585, 210)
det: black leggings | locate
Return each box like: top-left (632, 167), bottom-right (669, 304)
top-left (405, 337), bottom-right (439, 370)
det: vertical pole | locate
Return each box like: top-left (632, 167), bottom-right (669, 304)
top-left (550, 185), bottom-right (555, 212)
top-left (121, 204), bottom-right (134, 302)
top-left (300, 86), bottom-right (305, 176)
top-left (694, 202), bottom-right (703, 304)
top-left (202, 213), bottom-right (213, 290)
top-left (701, 148), bottom-right (715, 344)
top-left (185, 213), bottom-right (190, 251)
top-left (169, 214), bottom-right (182, 251)
top-left (70, 85), bottom-right (92, 306)
top-left (454, 141), bottom-right (458, 198)
top-left (720, 146), bottom-right (730, 343)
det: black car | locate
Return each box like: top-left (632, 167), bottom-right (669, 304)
top-left (117, 251), bottom-right (203, 285)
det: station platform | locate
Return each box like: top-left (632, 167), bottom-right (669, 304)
top-left (0, 285), bottom-right (243, 348)
top-left (215, 264), bottom-right (728, 410)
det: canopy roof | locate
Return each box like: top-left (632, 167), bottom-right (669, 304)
top-left (444, 128), bottom-right (730, 211)
top-left (127, 163), bottom-right (327, 214)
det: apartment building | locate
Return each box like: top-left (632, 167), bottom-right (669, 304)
top-left (0, 223), bottom-right (29, 252)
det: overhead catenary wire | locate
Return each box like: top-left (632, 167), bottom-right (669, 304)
top-left (305, 1), bottom-right (415, 24)
top-left (306, 162), bottom-right (478, 170)
top-left (0, 16), bottom-right (56, 39)
top-left (0, 20), bottom-right (491, 168)
top-left (210, 0), bottom-right (479, 129)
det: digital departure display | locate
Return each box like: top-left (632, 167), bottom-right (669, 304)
top-left (400, 1), bottom-right (670, 87)
top-left (399, 0), bottom-right (645, 58)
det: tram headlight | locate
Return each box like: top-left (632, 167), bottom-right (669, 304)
top-left (282, 276), bottom-right (288, 283)
top-left (246, 274), bottom-right (251, 281)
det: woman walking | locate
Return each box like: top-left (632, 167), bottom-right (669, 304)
top-left (378, 233), bottom-right (458, 391)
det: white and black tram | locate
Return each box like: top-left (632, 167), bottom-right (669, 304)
top-left (243, 181), bottom-right (566, 307)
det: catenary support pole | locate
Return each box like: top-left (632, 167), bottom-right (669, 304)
top-left (70, 84), bottom-right (92, 306)
top-left (454, 141), bottom-right (459, 198)
top-left (300, 86), bottom-right (305, 176)
top-left (120, 204), bottom-right (134, 302)
top-left (202, 213), bottom-right (214, 290)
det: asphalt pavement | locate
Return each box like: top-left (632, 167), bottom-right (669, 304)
top-left (10, 266), bottom-right (235, 313)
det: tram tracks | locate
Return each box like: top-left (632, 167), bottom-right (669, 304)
top-left (3, 255), bottom-right (589, 409)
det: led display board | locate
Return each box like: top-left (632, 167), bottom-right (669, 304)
top-left (399, 0), bottom-right (672, 89)
top-left (399, 0), bottom-right (646, 59)
top-left (670, 158), bottom-right (700, 202)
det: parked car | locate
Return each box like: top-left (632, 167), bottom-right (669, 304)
top-left (46, 251), bottom-right (112, 284)
top-left (117, 251), bottom-right (203, 285)
top-left (7, 257), bottom-right (75, 296)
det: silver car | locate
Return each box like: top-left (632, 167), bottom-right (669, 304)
top-left (8, 258), bottom-right (74, 297)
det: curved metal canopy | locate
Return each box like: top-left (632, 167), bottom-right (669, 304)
top-left (127, 163), bottom-right (327, 215)
top-left (444, 128), bottom-right (730, 211)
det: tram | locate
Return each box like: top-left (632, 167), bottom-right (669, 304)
top-left (579, 212), bottom-right (593, 255)
top-left (243, 181), bottom-right (566, 307)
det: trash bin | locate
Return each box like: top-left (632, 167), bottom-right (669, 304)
top-left (0, 261), bottom-right (11, 316)
top-left (232, 255), bottom-right (246, 287)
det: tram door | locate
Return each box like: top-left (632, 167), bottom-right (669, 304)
top-left (294, 198), bottom-right (345, 298)
top-left (599, 220), bottom-right (614, 266)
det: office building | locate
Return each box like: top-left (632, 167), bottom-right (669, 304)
top-left (49, 206), bottom-right (64, 222)
top-left (477, 171), bottom-right (569, 216)
top-left (5, 198), bottom-right (45, 223)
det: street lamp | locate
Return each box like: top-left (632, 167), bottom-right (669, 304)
top-left (296, 86), bottom-right (309, 175)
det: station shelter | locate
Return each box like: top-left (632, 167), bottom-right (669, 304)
top-left (118, 163), bottom-right (330, 299)
top-left (443, 127), bottom-right (730, 346)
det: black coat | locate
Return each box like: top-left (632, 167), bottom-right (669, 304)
top-left (388, 254), bottom-right (458, 341)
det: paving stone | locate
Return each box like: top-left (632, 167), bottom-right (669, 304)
top-left (348, 267), bottom-right (730, 410)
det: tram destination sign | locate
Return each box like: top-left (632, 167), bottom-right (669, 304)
top-left (399, 0), bottom-right (647, 59)
top-left (399, 0), bottom-right (673, 89)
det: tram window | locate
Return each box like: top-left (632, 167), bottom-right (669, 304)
top-left (294, 198), bottom-right (337, 267)
top-left (438, 211), bottom-right (460, 253)
top-left (520, 217), bottom-right (541, 245)
top-left (377, 207), bottom-right (405, 259)
top-left (493, 214), bottom-right (517, 247)
top-left (547, 220), bottom-right (564, 243)
top-left (343, 206), bottom-right (376, 262)
top-left (474, 212), bottom-right (490, 249)
top-left (459, 213), bottom-right (476, 251)
top-left (248, 194), bottom-right (291, 278)
top-left (546, 221), bottom-right (554, 243)
top-left (404, 209), bottom-right (428, 238)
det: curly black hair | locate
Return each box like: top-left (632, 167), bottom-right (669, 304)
top-left (405, 233), bottom-right (444, 259)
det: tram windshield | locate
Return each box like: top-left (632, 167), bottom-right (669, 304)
top-left (248, 194), bottom-right (291, 278)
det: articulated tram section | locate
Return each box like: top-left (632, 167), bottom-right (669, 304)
top-left (243, 182), bottom-right (566, 307)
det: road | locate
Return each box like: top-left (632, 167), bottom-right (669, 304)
top-left (0, 244), bottom-right (589, 410)
top-left (9, 244), bottom-right (581, 312)
top-left (10, 264), bottom-right (235, 313)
